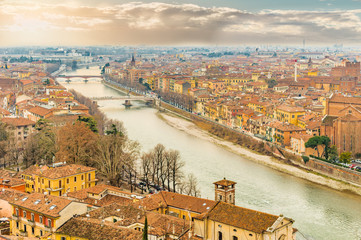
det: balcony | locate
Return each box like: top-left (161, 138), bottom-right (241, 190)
top-left (45, 186), bottom-right (64, 192)
top-left (12, 214), bottom-right (19, 221)
top-left (27, 219), bottom-right (35, 227)
top-left (86, 178), bottom-right (98, 183)
top-left (44, 225), bottom-right (53, 232)
top-left (19, 230), bottom-right (28, 237)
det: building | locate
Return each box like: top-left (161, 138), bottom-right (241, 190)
top-left (1, 117), bottom-right (36, 142)
top-left (22, 164), bottom-right (97, 196)
top-left (214, 178), bottom-right (236, 205)
top-left (275, 105), bottom-right (305, 126)
top-left (140, 191), bottom-right (217, 222)
top-left (193, 201), bottom-right (296, 240)
top-left (9, 193), bottom-right (88, 239)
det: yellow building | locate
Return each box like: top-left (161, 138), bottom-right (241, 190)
top-left (275, 105), bottom-right (305, 126)
top-left (22, 164), bottom-right (97, 196)
top-left (10, 193), bottom-right (88, 239)
top-left (193, 201), bottom-right (296, 240)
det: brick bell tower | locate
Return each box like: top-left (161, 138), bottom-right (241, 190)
top-left (213, 178), bottom-right (237, 205)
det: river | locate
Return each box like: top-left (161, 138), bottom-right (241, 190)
top-left (60, 67), bottom-right (361, 240)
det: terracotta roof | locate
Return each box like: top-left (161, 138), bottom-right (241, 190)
top-left (9, 192), bottom-right (72, 218)
top-left (329, 95), bottom-right (361, 105)
top-left (1, 117), bottom-right (35, 127)
top-left (38, 164), bottom-right (96, 179)
top-left (197, 202), bottom-right (281, 234)
top-left (276, 105), bottom-right (305, 113)
top-left (140, 191), bottom-right (217, 214)
top-left (0, 177), bottom-right (25, 187)
top-left (0, 188), bottom-right (27, 202)
top-left (28, 106), bottom-right (53, 117)
top-left (56, 217), bottom-right (142, 240)
top-left (213, 178), bottom-right (236, 187)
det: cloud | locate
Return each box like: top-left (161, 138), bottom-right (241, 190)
top-left (1, 1), bottom-right (361, 46)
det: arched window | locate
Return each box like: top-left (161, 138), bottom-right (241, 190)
top-left (278, 234), bottom-right (286, 240)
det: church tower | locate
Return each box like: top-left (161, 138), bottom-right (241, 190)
top-left (130, 53), bottom-right (136, 67)
top-left (214, 178), bottom-right (236, 205)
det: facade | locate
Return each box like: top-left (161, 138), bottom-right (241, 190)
top-left (22, 164), bottom-right (97, 196)
top-left (275, 105), bottom-right (305, 126)
top-left (193, 202), bottom-right (296, 240)
top-left (1, 117), bottom-right (36, 142)
top-left (10, 193), bottom-right (88, 239)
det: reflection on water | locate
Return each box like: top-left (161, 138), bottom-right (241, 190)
top-left (64, 67), bottom-right (361, 240)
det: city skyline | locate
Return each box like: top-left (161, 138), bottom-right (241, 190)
top-left (1, 0), bottom-right (361, 46)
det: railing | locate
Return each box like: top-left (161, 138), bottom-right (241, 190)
top-left (12, 214), bottom-right (19, 221)
top-left (19, 230), bottom-right (28, 237)
top-left (27, 219), bottom-right (35, 227)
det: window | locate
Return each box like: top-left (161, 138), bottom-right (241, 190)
top-left (59, 180), bottom-right (62, 188)
top-left (88, 173), bottom-right (91, 181)
top-left (31, 213), bottom-right (34, 221)
top-left (218, 231), bottom-right (222, 240)
top-left (23, 211), bottom-right (27, 218)
top-left (16, 221), bottom-right (19, 229)
top-left (218, 194), bottom-right (222, 201)
top-left (24, 224), bottom-right (27, 232)
top-left (40, 230), bottom-right (43, 236)
top-left (74, 176), bottom-right (77, 182)
top-left (233, 237), bottom-right (238, 240)
top-left (81, 175), bottom-right (84, 180)
top-left (74, 187), bottom-right (77, 191)
top-left (40, 216), bottom-right (43, 224)
top-left (38, 178), bottom-right (40, 183)
top-left (61, 237), bottom-right (66, 240)
top-left (15, 208), bottom-right (19, 216)
top-left (42, 179), bottom-right (44, 184)
top-left (32, 227), bottom-right (34, 234)
top-left (48, 180), bottom-right (50, 187)
top-left (47, 219), bottom-right (52, 227)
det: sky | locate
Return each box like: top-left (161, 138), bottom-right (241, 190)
top-left (1, 0), bottom-right (361, 46)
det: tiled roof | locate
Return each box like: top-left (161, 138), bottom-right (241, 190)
top-left (9, 192), bottom-right (72, 218)
top-left (0, 188), bottom-right (27, 202)
top-left (0, 177), bottom-right (25, 187)
top-left (140, 191), bottom-right (217, 214)
top-left (197, 202), bottom-right (281, 234)
top-left (1, 117), bottom-right (35, 127)
top-left (213, 178), bottom-right (236, 187)
top-left (56, 217), bottom-right (142, 240)
top-left (38, 164), bottom-right (96, 179)
top-left (28, 106), bottom-right (53, 117)
top-left (276, 105), bottom-right (305, 113)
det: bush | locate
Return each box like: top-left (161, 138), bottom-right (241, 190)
top-left (302, 155), bottom-right (309, 164)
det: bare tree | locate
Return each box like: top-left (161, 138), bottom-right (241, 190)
top-left (94, 134), bottom-right (140, 187)
top-left (165, 149), bottom-right (184, 192)
top-left (179, 173), bottom-right (201, 197)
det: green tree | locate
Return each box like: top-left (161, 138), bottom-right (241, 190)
top-left (142, 216), bottom-right (148, 240)
top-left (328, 145), bottom-right (338, 162)
top-left (77, 116), bottom-right (98, 133)
top-left (267, 79), bottom-right (278, 88)
top-left (340, 152), bottom-right (352, 164)
top-left (305, 136), bottom-right (321, 157)
top-left (320, 136), bottom-right (331, 160)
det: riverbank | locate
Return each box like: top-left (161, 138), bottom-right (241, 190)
top-left (158, 110), bottom-right (361, 196)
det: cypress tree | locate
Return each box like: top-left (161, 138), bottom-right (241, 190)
top-left (142, 216), bottom-right (148, 240)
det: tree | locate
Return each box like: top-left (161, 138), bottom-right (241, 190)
top-left (305, 136), bottom-right (331, 159)
top-left (77, 116), bottom-right (98, 133)
top-left (328, 145), bottom-right (338, 162)
top-left (165, 149), bottom-right (184, 192)
top-left (178, 173), bottom-right (200, 197)
top-left (93, 134), bottom-right (139, 187)
top-left (267, 79), bottom-right (278, 89)
top-left (340, 152), bottom-right (352, 164)
top-left (320, 136), bottom-right (331, 160)
top-left (305, 136), bottom-right (321, 157)
top-left (56, 122), bottom-right (98, 165)
top-left (142, 216), bottom-right (148, 240)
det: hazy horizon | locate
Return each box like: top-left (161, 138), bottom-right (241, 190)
top-left (1, 0), bottom-right (361, 47)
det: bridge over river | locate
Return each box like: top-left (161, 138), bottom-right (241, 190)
top-left (90, 96), bottom-right (154, 101)
top-left (56, 75), bottom-right (103, 83)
